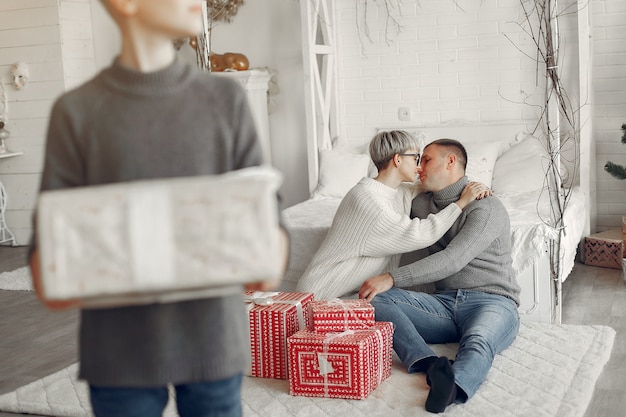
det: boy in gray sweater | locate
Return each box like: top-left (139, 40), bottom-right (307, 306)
top-left (29, 1), bottom-right (287, 416)
top-left (359, 139), bottom-right (520, 413)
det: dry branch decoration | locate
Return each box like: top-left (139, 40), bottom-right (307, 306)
top-left (207, 0), bottom-right (245, 22)
top-left (355, 0), bottom-right (402, 51)
top-left (196, 0), bottom-right (246, 71)
top-left (508, 0), bottom-right (585, 315)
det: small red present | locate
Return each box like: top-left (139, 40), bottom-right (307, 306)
top-left (287, 322), bottom-right (394, 399)
top-left (245, 291), bottom-right (314, 379)
top-left (309, 299), bottom-right (375, 332)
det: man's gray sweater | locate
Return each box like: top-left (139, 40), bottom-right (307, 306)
top-left (391, 177), bottom-right (521, 306)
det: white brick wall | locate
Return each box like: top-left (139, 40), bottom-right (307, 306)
top-left (59, 0), bottom-right (95, 90)
top-left (0, 0), bottom-right (96, 244)
top-left (334, 0), bottom-right (553, 148)
top-left (592, 0), bottom-right (626, 230)
top-left (0, 0), bottom-right (65, 245)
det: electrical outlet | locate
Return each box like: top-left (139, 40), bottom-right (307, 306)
top-left (398, 107), bottom-right (411, 121)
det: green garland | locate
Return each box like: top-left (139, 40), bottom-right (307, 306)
top-left (604, 124), bottom-right (626, 180)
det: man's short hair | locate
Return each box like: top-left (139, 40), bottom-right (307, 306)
top-left (425, 138), bottom-right (468, 171)
top-left (369, 130), bottom-right (420, 171)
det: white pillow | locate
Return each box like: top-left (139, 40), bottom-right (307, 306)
top-left (492, 133), bottom-right (549, 194)
top-left (312, 149), bottom-right (371, 198)
top-left (330, 138), bottom-right (378, 178)
top-left (462, 141), bottom-right (502, 188)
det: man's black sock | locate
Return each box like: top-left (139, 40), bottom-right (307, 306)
top-left (409, 355), bottom-right (438, 374)
top-left (425, 356), bottom-right (457, 413)
top-left (426, 358), bottom-right (455, 387)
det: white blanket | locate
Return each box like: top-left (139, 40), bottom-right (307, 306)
top-left (0, 322), bottom-right (615, 417)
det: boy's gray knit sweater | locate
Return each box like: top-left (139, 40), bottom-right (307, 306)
top-left (391, 177), bottom-right (521, 306)
top-left (37, 57), bottom-right (263, 386)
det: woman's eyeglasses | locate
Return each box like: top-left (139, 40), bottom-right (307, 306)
top-left (399, 153), bottom-right (421, 166)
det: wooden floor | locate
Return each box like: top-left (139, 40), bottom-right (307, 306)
top-left (0, 246), bottom-right (624, 417)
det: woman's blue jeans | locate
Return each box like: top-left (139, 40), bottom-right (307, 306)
top-left (371, 288), bottom-right (519, 399)
top-left (89, 373), bottom-right (243, 417)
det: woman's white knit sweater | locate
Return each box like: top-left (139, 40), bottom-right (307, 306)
top-left (296, 177), bottom-right (462, 299)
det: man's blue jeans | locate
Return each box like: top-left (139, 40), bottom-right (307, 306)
top-left (371, 288), bottom-right (519, 399)
top-left (89, 373), bottom-right (243, 417)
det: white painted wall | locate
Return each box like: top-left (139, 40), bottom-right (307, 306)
top-left (591, 0), bottom-right (626, 231)
top-left (206, 0), bottom-right (309, 209)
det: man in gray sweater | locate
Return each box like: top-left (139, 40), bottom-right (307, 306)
top-left (359, 139), bottom-right (521, 413)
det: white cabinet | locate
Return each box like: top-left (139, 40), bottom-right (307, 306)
top-left (214, 70), bottom-right (272, 165)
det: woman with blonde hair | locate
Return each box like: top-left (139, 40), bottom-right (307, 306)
top-left (296, 130), bottom-right (487, 299)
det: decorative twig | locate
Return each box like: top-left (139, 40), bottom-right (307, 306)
top-left (196, 0), bottom-right (245, 71)
top-left (506, 0), bottom-right (586, 315)
top-left (355, 0), bottom-right (402, 53)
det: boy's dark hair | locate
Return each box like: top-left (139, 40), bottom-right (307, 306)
top-left (425, 138), bottom-right (468, 171)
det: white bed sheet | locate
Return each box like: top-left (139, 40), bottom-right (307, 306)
top-left (498, 186), bottom-right (586, 282)
top-left (281, 196), bottom-right (340, 289)
top-left (280, 187), bottom-right (586, 290)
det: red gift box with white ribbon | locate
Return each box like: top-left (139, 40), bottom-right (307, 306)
top-left (309, 299), bottom-right (375, 332)
top-left (287, 322), bottom-right (394, 399)
top-left (245, 291), bottom-right (314, 379)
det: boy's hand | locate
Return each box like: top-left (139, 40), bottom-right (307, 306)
top-left (30, 249), bottom-right (80, 310)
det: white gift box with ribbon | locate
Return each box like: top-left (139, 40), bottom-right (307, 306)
top-left (37, 167), bottom-right (283, 307)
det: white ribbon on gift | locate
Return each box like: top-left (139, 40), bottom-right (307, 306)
top-left (319, 329), bottom-right (354, 398)
top-left (244, 291), bottom-right (307, 378)
top-left (318, 326), bottom-right (385, 398)
top-left (321, 298), bottom-right (372, 331)
top-left (129, 184), bottom-right (175, 289)
top-left (244, 291), bottom-right (307, 330)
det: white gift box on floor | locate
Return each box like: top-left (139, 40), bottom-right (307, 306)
top-left (37, 167), bottom-right (283, 308)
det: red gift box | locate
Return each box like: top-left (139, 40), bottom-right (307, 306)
top-left (309, 299), bottom-right (375, 332)
top-left (245, 291), bottom-right (314, 379)
top-left (287, 322), bottom-right (394, 399)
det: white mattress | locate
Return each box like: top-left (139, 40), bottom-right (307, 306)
top-left (281, 187), bottom-right (586, 290)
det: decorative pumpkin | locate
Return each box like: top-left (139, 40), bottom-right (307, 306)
top-left (209, 52), bottom-right (249, 72)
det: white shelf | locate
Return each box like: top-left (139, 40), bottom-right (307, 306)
top-left (0, 151), bottom-right (23, 159)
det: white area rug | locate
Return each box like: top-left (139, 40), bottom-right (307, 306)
top-left (0, 266), bottom-right (33, 291)
top-left (0, 322), bottom-right (615, 417)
